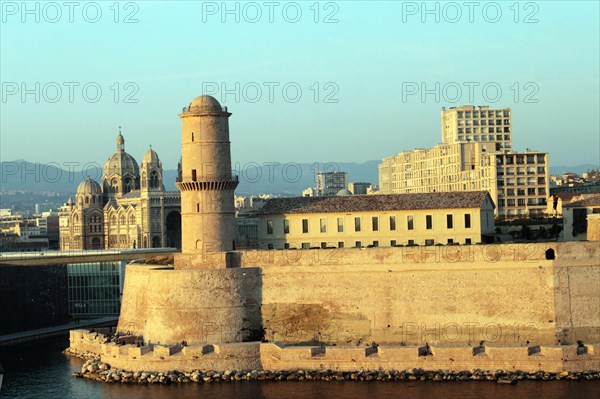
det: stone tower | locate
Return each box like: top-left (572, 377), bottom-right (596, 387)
top-left (176, 95), bottom-right (238, 254)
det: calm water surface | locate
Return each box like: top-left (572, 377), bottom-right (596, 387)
top-left (1, 335), bottom-right (599, 399)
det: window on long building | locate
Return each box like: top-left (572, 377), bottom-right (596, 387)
top-left (302, 219), bottom-right (309, 233)
top-left (355, 217), bottom-right (361, 232)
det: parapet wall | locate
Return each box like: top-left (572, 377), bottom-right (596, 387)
top-left (176, 241), bottom-right (567, 268)
top-left (70, 329), bottom-right (600, 374)
top-left (120, 242), bottom-right (600, 348)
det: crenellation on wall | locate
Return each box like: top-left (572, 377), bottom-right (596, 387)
top-left (128, 345), bottom-right (152, 359)
top-left (153, 344), bottom-right (180, 358)
top-left (69, 327), bottom-right (600, 374)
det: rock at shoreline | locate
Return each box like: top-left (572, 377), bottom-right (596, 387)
top-left (71, 358), bottom-right (600, 385)
top-left (64, 348), bottom-right (600, 385)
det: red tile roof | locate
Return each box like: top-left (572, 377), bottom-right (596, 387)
top-left (563, 194), bottom-right (600, 208)
top-left (259, 191), bottom-right (493, 215)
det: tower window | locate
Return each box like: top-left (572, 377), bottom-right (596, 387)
top-left (192, 132), bottom-right (194, 142)
top-left (191, 169), bottom-right (197, 181)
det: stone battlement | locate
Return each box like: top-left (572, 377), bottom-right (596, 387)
top-left (70, 330), bottom-right (600, 374)
top-left (175, 241), bottom-right (598, 269)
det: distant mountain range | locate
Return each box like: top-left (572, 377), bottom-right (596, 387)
top-left (0, 160), bottom-right (598, 197)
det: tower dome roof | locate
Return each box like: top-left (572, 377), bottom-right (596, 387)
top-left (77, 178), bottom-right (102, 195)
top-left (187, 95), bottom-right (224, 113)
top-left (143, 146), bottom-right (160, 165)
top-left (103, 132), bottom-right (140, 178)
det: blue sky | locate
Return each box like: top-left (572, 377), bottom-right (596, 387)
top-left (1, 1), bottom-right (599, 170)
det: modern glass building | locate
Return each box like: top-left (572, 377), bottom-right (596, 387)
top-left (67, 261), bottom-right (126, 317)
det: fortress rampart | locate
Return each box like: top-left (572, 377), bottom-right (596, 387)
top-left (66, 241), bottom-right (600, 373)
top-left (120, 242), bottom-right (599, 349)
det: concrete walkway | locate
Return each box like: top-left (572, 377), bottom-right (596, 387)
top-left (0, 317), bottom-right (118, 346)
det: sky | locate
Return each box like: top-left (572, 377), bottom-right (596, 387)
top-left (1, 0), bottom-right (599, 172)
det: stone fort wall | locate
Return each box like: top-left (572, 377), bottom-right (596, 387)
top-left (67, 241), bottom-right (600, 373)
top-left (122, 242), bottom-right (599, 348)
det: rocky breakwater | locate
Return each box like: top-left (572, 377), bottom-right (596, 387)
top-left (72, 359), bottom-right (600, 384)
top-left (63, 347), bottom-right (100, 361)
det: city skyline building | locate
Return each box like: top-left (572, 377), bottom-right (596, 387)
top-left (316, 171), bottom-right (348, 197)
top-left (379, 106), bottom-right (549, 219)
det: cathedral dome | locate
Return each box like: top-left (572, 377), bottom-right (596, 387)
top-left (77, 178), bottom-right (102, 195)
top-left (103, 132), bottom-right (140, 179)
top-left (187, 95), bottom-right (224, 113)
top-left (143, 146), bottom-right (160, 166)
top-left (103, 152), bottom-right (140, 178)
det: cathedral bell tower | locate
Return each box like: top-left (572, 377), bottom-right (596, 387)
top-left (176, 95), bottom-right (239, 254)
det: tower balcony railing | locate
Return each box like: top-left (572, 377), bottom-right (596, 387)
top-left (175, 174), bottom-right (239, 189)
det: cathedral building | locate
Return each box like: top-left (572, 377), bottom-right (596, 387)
top-left (59, 132), bottom-right (181, 250)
